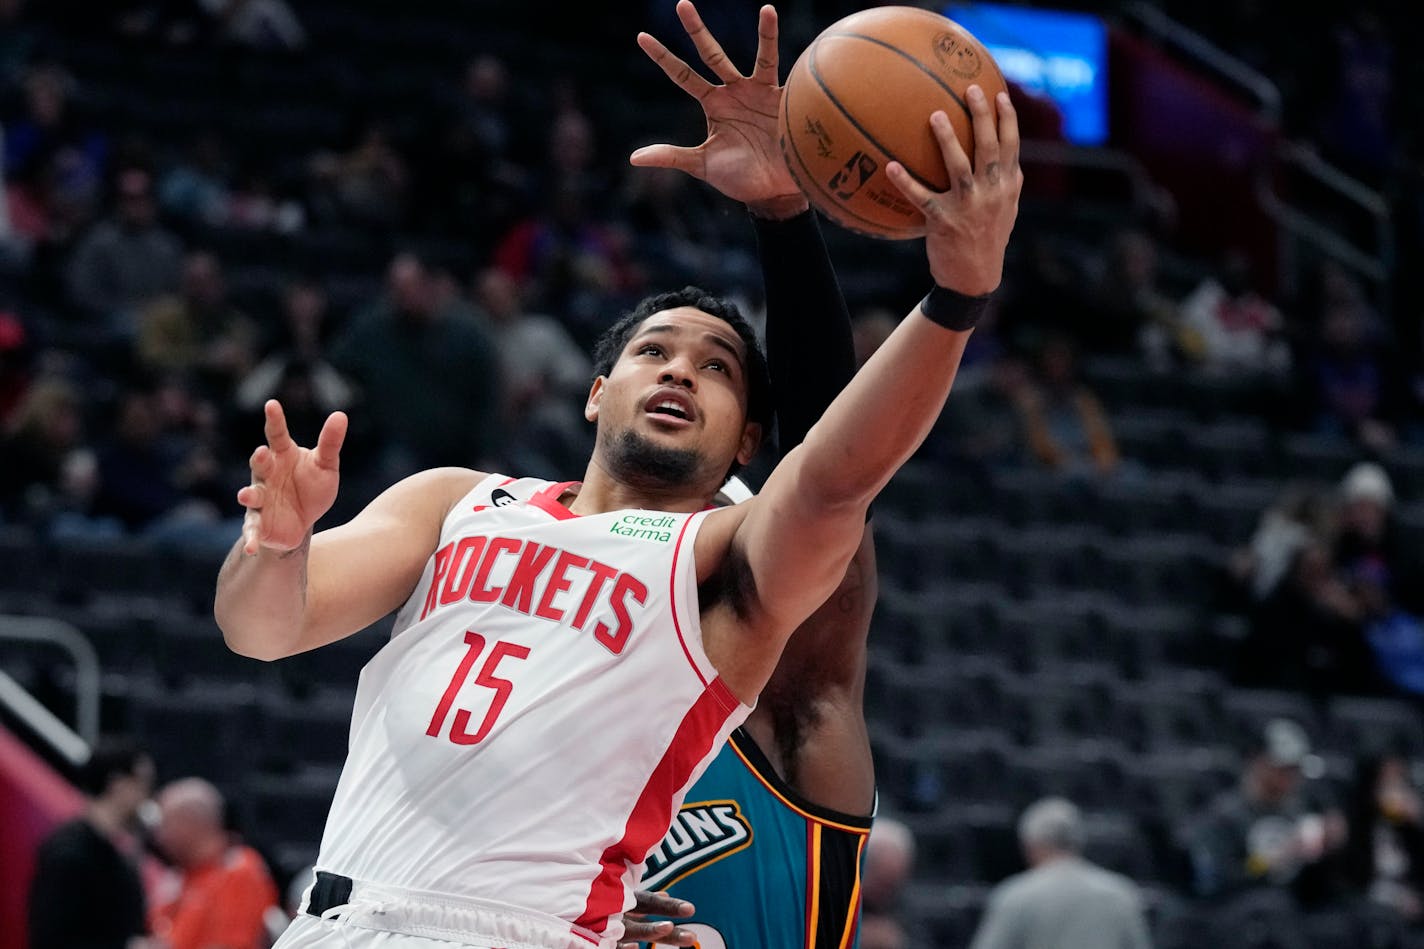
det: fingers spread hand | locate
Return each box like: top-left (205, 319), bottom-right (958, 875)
top-left (750, 4), bottom-right (779, 85)
top-left (313, 411), bottom-right (348, 471)
top-left (638, 31), bottom-right (713, 101)
top-left (241, 509), bottom-right (261, 555)
top-left (237, 484), bottom-right (266, 510)
top-left (677, 0), bottom-right (744, 83)
top-left (629, 144), bottom-right (704, 178)
top-left (249, 444), bottom-right (273, 479)
top-left (263, 399), bottom-right (294, 454)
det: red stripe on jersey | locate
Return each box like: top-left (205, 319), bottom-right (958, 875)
top-left (668, 513), bottom-right (708, 687)
top-left (576, 677), bottom-right (740, 934)
top-left (528, 481), bottom-right (580, 520)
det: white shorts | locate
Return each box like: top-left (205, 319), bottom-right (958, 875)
top-left (276, 877), bottom-right (615, 949)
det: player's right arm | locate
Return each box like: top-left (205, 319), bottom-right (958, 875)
top-left (698, 88), bottom-right (1021, 702)
top-left (214, 399), bottom-right (483, 660)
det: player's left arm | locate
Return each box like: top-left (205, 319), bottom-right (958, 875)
top-left (698, 88), bottom-right (1021, 702)
top-left (633, 0), bottom-right (880, 871)
top-left (751, 150), bottom-right (879, 815)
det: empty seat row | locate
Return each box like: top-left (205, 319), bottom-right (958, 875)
top-left (872, 730), bottom-right (1240, 831)
top-left (872, 584), bottom-right (1222, 679)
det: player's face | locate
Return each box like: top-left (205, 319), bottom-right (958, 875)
top-left (586, 308), bottom-right (761, 487)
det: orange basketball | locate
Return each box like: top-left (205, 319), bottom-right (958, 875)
top-left (778, 6), bottom-right (1007, 240)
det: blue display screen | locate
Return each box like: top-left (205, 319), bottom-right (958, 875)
top-left (945, 2), bottom-right (1109, 145)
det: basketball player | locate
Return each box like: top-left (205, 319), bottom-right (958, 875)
top-left (616, 5), bottom-right (875, 948)
top-left (214, 16), bottom-right (1021, 949)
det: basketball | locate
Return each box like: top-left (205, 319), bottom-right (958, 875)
top-left (778, 6), bottom-right (1008, 240)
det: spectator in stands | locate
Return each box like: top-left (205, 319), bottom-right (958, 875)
top-left (148, 777), bottom-right (280, 949)
top-left (1335, 463), bottom-right (1424, 616)
top-left (1228, 480), bottom-right (1383, 695)
top-left (329, 252), bottom-right (501, 480)
top-left (1342, 753), bottom-right (1424, 935)
top-left (1014, 332), bottom-right (1122, 479)
top-left (306, 119), bottom-right (409, 231)
top-left (620, 163), bottom-right (754, 292)
top-left (969, 797), bottom-right (1153, 949)
top-left (474, 265), bottom-right (592, 478)
top-left (0, 0), bottom-right (36, 90)
top-left (27, 736), bottom-right (157, 949)
top-left (136, 250), bottom-right (260, 400)
top-left (91, 380), bottom-right (240, 553)
top-left (414, 52), bottom-right (530, 242)
top-left (5, 138), bottom-right (104, 314)
top-left (493, 180), bottom-right (640, 350)
top-left (0, 370), bottom-right (113, 535)
top-left (1315, 11), bottom-right (1396, 187)
top-left (157, 129), bottom-right (232, 227)
top-left (65, 166), bottom-right (184, 339)
top-left (207, 0), bottom-right (307, 52)
top-left (115, 0), bottom-right (218, 45)
top-left (1245, 524), bottom-right (1382, 697)
top-left (858, 917), bottom-right (906, 949)
top-left (539, 107), bottom-right (611, 211)
top-left (1184, 718), bottom-right (1349, 949)
top-left (1083, 226), bottom-right (1183, 359)
top-left (861, 816), bottom-right (923, 949)
top-left (994, 234), bottom-right (1090, 357)
top-left (0, 375), bottom-right (105, 530)
top-left (0, 307), bottom-right (33, 424)
top-left (1177, 247), bottom-right (1293, 378)
top-left (454, 54), bottom-right (515, 162)
top-left (1230, 481), bottom-right (1337, 606)
top-left (1333, 463), bottom-right (1424, 698)
top-left (233, 274), bottom-right (353, 447)
top-left (3, 62), bottom-right (107, 200)
top-left (921, 348), bottom-right (1032, 472)
top-left (1298, 289), bottom-right (1401, 456)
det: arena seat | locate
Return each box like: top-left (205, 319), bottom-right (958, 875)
top-left (1327, 696), bottom-right (1424, 758)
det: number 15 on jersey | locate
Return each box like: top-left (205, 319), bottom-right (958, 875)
top-left (426, 630), bottom-right (530, 745)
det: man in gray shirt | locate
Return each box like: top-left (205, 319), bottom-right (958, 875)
top-left (969, 797), bottom-right (1153, 949)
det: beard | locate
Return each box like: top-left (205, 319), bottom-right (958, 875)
top-left (604, 429), bottom-right (701, 488)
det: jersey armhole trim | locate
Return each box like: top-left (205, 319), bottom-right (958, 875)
top-left (728, 729), bottom-right (875, 833)
top-left (670, 509), bottom-right (717, 687)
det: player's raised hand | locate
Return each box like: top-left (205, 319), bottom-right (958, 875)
top-left (631, 1), bottom-right (804, 209)
top-left (618, 890), bottom-right (698, 948)
top-left (236, 399), bottom-right (347, 555)
top-left (885, 86), bottom-right (1022, 297)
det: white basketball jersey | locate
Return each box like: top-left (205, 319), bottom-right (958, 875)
top-left (312, 475), bottom-right (751, 946)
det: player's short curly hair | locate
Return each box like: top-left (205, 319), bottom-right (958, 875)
top-left (590, 286), bottom-right (773, 435)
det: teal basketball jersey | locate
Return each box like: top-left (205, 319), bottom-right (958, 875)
top-left (640, 727), bottom-right (873, 949)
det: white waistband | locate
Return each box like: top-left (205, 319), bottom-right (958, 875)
top-left (302, 876), bottom-right (615, 949)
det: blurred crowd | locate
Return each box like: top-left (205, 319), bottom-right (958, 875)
top-left (1, 0), bottom-right (1421, 559)
top-left (4, 1), bottom-right (1424, 948)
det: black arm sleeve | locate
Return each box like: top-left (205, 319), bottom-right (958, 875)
top-left (753, 210), bottom-right (856, 455)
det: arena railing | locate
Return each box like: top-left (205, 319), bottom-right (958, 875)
top-left (0, 616), bottom-right (100, 767)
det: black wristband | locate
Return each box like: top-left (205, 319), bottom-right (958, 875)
top-left (919, 285), bottom-right (993, 332)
